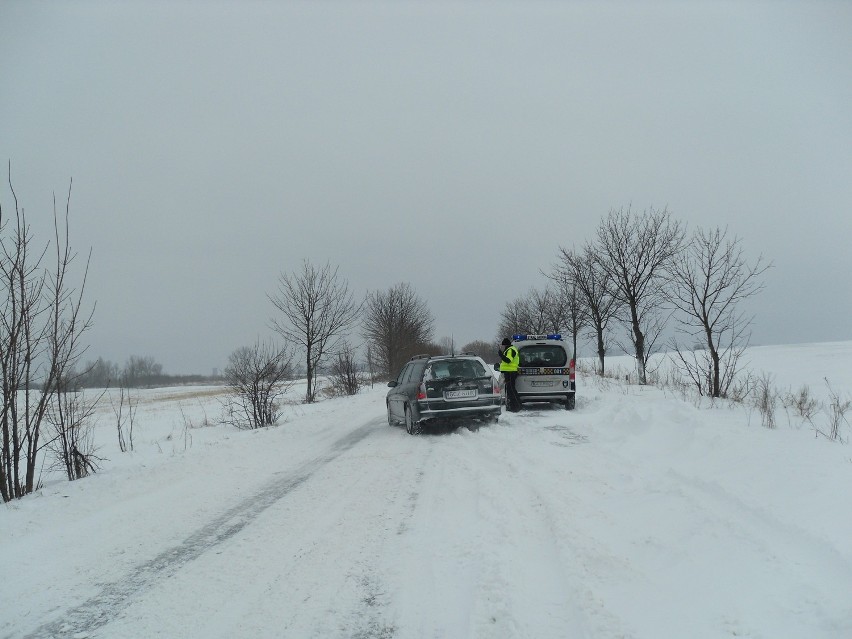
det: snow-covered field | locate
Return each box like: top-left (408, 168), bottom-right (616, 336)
top-left (2, 342), bottom-right (851, 638)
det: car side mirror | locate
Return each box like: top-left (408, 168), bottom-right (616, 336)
top-left (387, 380), bottom-right (398, 388)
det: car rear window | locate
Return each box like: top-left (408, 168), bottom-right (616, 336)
top-left (518, 345), bottom-right (568, 367)
top-left (427, 358), bottom-right (487, 380)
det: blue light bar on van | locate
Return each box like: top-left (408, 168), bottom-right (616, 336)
top-left (512, 333), bottom-right (562, 341)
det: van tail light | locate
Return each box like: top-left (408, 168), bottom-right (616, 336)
top-left (417, 382), bottom-right (427, 400)
top-left (569, 359), bottom-right (576, 382)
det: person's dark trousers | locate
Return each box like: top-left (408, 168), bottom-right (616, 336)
top-left (504, 371), bottom-right (521, 412)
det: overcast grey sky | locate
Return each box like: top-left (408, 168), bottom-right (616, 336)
top-left (2, 0), bottom-right (850, 374)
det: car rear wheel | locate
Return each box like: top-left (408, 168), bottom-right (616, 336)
top-left (404, 404), bottom-right (417, 435)
top-left (387, 404), bottom-right (395, 426)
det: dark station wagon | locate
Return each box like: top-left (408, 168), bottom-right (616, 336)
top-left (387, 354), bottom-right (502, 434)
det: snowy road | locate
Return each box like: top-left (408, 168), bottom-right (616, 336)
top-left (3, 377), bottom-right (852, 638)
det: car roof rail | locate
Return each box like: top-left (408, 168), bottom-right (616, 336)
top-left (409, 353), bottom-right (431, 361)
top-left (458, 352), bottom-right (478, 356)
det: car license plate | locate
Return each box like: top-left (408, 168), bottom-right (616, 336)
top-left (531, 380), bottom-right (554, 387)
top-left (445, 389), bottom-right (476, 399)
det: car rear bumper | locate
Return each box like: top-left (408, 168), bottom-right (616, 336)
top-left (517, 391), bottom-right (575, 402)
top-left (416, 402), bottom-right (501, 421)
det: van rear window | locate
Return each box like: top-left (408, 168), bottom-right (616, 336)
top-left (518, 345), bottom-right (568, 367)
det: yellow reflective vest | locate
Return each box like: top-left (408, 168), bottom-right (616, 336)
top-left (499, 345), bottom-right (519, 372)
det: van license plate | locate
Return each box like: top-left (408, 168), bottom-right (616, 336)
top-left (531, 380), bottom-right (554, 387)
top-left (445, 389), bottom-right (476, 399)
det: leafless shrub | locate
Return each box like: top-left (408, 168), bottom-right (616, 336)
top-left (223, 340), bottom-right (293, 429)
top-left (825, 378), bottom-right (851, 443)
top-left (575, 359), bottom-right (596, 376)
top-left (164, 417), bottom-right (193, 454)
top-left (659, 368), bottom-right (693, 403)
top-left (46, 390), bottom-right (103, 481)
top-left (753, 372), bottom-right (778, 429)
top-left (727, 371), bottom-right (755, 406)
top-left (591, 372), bottom-right (617, 393)
top-left (327, 342), bottom-right (362, 397)
top-left (176, 400), bottom-right (212, 430)
top-left (176, 405), bottom-right (194, 451)
top-left (670, 345), bottom-right (746, 400)
top-left (781, 385), bottom-right (820, 426)
top-left (111, 386), bottom-right (137, 452)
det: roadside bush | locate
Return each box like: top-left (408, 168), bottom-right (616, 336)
top-left (326, 343), bottom-right (362, 397)
top-left (222, 341), bottom-right (293, 430)
top-left (825, 379), bottom-right (851, 443)
top-left (782, 385), bottom-right (819, 426)
top-left (753, 373), bottom-right (777, 429)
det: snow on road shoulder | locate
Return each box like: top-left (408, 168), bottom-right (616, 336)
top-left (509, 378), bottom-right (852, 638)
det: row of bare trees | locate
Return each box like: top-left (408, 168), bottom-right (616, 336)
top-left (71, 354), bottom-right (174, 388)
top-left (237, 206), bottom-right (768, 428)
top-left (500, 206), bottom-right (769, 398)
top-left (225, 270), bottom-right (442, 427)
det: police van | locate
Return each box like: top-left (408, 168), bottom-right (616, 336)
top-left (512, 334), bottom-right (576, 410)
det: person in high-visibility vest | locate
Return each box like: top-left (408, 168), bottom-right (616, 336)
top-left (499, 337), bottom-right (521, 412)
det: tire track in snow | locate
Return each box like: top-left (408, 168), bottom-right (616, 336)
top-left (384, 424), bottom-right (606, 638)
top-left (339, 436), bottom-right (436, 639)
top-left (444, 427), bottom-right (599, 638)
top-left (17, 420), bottom-right (380, 639)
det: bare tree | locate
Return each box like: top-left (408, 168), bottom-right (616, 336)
top-left (497, 286), bottom-right (564, 340)
top-left (596, 206), bottom-right (685, 384)
top-left (361, 282), bottom-right (434, 378)
top-left (554, 244), bottom-right (621, 376)
top-left (223, 341), bottom-right (293, 430)
top-left (668, 226), bottom-right (770, 397)
top-left (545, 266), bottom-right (586, 359)
top-left (496, 293), bottom-right (531, 340)
top-left (460, 339), bottom-right (494, 361)
top-left (270, 260), bottom-right (361, 403)
top-left (1, 167), bottom-right (95, 502)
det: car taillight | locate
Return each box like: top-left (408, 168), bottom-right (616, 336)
top-left (493, 378), bottom-right (501, 395)
top-left (417, 382), bottom-right (427, 400)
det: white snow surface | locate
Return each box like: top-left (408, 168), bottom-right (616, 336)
top-left (2, 342), bottom-right (851, 638)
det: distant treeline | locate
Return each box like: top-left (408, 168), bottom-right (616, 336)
top-left (71, 356), bottom-right (224, 389)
